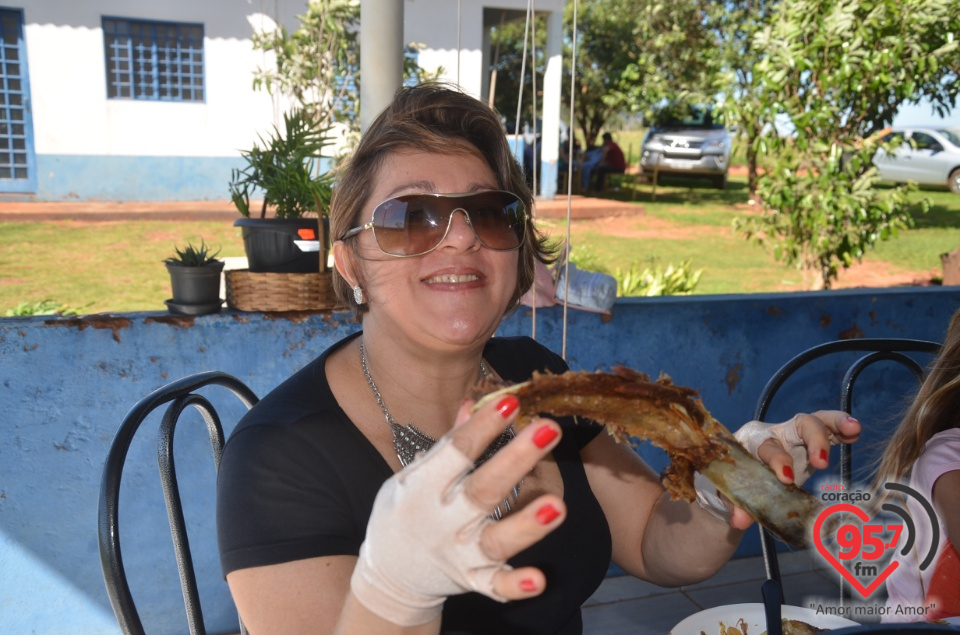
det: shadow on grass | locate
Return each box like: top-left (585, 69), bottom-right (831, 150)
top-left (602, 175), bottom-right (751, 206)
top-left (871, 182), bottom-right (960, 230)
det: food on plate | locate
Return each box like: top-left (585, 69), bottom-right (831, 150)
top-left (472, 368), bottom-right (823, 547)
top-left (761, 619), bottom-right (830, 635)
top-left (718, 617), bottom-right (751, 635)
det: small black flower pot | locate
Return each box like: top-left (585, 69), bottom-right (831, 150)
top-left (166, 261), bottom-right (225, 314)
top-left (233, 218), bottom-right (329, 273)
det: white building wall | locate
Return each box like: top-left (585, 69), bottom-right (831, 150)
top-left (12, 0), bottom-right (567, 200)
top-left (24, 0), bottom-right (299, 158)
top-left (404, 0), bottom-right (566, 199)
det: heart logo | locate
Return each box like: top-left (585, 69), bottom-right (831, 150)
top-left (813, 503), bottom-right (900, 598)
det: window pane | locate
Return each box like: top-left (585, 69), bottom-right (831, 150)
top-left (103, 17), bottom-right (204, 101)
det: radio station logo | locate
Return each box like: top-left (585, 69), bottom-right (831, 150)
top-left (813, 481), bottom-right (940, 600)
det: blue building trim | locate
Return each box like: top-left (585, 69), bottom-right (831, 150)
top-left (27, 154), bottom-right (335, 201)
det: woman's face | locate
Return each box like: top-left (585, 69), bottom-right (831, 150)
top-left (337, 147), bottom-right (520, 352)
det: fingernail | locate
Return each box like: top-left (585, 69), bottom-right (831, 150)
top-left (533, 425), bottom-right (558, 448)
top-left (496, 396), bottom-right (520, 418)
top-left (820, 448), bottom-right (828, 462)
top-left (846, 415), bottom-right (859, 423)
top-left (783, 465), bottom-right (795, 481)
top-left (520, 578), bottom-right (538, 592)
top-left (536, 503), bottom-right (560, 525)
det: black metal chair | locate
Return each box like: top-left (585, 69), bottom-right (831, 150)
top-left (98, 371), bottom-right (258, 635)
top-left (752, 338), bottom-right (942, 600)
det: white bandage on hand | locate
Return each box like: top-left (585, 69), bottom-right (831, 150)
top-left (350, 437), bottom-right (509, 626)
top-left (734, 419), bottom-right (813, 486)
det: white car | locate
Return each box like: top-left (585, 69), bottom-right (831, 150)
top-left (872, 127), bottom-right (960, 194)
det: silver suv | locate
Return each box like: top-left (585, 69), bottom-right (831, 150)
top-left (640, 106), bottom-right (732, 189)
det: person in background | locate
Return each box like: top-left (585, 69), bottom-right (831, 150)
top-left (591, 132), bottom-right (627, 192)
top-left (875, 309), bottom-right (960, 622)
top-left (216, 82), bottom-right (859, 635)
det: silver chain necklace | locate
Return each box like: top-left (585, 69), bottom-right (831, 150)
top-left (359, 338), bottom-right (522, 520)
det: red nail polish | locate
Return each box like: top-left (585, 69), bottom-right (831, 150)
top-left (536, 504), bottom-right (560, 525)
top-left (820, 448), bottom-right (828, 462)
top-left (496, 396), bottom-right (520, 418)
top-left (783, 465), bottom-right (795, 481)
top-left (533, 425), bottom-right (558, 448)
top-left (520, 578), bottom-right (537, 592)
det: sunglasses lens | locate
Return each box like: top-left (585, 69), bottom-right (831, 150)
top-left (467, 192), bottom-right (525, 250)
top-left (371, 192), bottom-right (526, 256)
top-left (373, 197), bottom-right (448, 256)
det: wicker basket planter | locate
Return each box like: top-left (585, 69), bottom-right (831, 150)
top-left (225, 270), bottom-right (342, 312)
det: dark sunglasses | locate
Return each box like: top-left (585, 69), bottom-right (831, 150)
top-left (340, 190), bottom-right (527, 257)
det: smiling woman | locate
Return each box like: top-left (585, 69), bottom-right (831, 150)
top-left (167, 82), bottom-right (855, 635)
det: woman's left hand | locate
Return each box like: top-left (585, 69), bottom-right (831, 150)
top-left (736, 410), bottom-right (861, 484)
top-left (728, 410), bottom-right (861, 529)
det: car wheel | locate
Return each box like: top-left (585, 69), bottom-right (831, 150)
top-left (714, 174), bottom-right (728, 190)
top-left (950, 168), bottom-right (960, 195)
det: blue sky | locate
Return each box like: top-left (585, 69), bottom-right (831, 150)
top-left (892, 98), bottom-right (960, 129)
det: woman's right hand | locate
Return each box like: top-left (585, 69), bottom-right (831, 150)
top-left (348, 395), bottom-right (565, 627)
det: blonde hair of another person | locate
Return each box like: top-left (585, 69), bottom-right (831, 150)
top-left (871, 308), bottom-right (960, 491)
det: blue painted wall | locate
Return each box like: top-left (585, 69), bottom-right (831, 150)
top-left (2, 287), bottom-right (959, 634)
top-left (5, 155), bottom-right (337, 202)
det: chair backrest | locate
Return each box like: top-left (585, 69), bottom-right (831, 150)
top-left (752, 338), bottom-right (941, 600)
top-left (98, 371), bottom-right (258, 635)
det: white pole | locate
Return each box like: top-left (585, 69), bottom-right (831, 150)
top-left (360, 0), bottom-right (404, 133)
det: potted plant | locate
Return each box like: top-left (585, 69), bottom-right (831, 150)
top-left (229, 107), bottom-right (335, 273)
top-left (164, 240), bottom-right (225, 315)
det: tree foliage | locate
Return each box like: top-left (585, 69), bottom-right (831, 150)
top-left (738, 0), bottom-right (956, 289)
top-left (703, 0), bottom-right (780, 198)
top-left (251, 0), bottom-right (441, 142)
top-left (488, 0), bottom-right (716, 148)
top-left (252, 0), bottom-right (360, 130)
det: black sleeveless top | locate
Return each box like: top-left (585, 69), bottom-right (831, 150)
top-left (217, 333), bottom-right (612, 634)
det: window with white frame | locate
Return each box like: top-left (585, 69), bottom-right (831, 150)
top-left (102, 17), bottom-right (204, 102)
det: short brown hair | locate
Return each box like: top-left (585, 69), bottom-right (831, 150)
top-left (330, 82), bottom-right (557, 319)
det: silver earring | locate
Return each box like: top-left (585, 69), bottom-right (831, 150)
top-left (353, 285), bottom-right (364, 305)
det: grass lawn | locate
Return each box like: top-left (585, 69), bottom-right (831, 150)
top-left (0, 221), bottom-right (247, 314)
top-left (1, 175), bottom-right (958, 314)
top-left (538, 175), bottom-right (960, 296)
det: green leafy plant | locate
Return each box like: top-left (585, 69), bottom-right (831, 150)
top-left (164, 240), bottom-right (222, 267)
top-left (740, 0), bottom-right (956, 289)
top-left (615, 259), bottom-right (703, 297)
top-left (229, 108), bottom-right (335, 219)
top-left (5, 299), bottom-right (89, 317)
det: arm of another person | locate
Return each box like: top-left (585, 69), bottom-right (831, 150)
top-left (932, 469), bottom-right (960, 550)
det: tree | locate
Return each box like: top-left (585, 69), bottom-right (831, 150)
top-left (703, 0), bottom-right (781, 199)
top-left (738, 0), bottom-right (957, 289)
top-left (251, 0), bottom-right (442, 142)
top-left (252, 0), bottom-right (360, 131)
top-left (488, 0), bottom-right (716, 148)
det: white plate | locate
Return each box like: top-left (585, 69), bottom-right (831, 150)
top-left (670, 602), bottom-right (859, 635)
